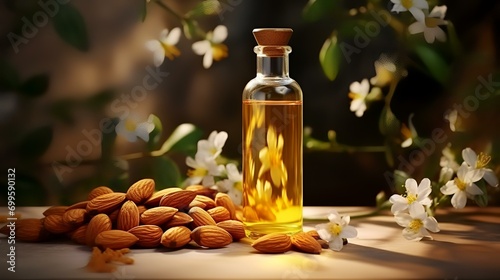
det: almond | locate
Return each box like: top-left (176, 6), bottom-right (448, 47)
top-left (126, 178), bottom-right (155, 204)
top-left (43, 215), bottom-right (74, 234)
top-left (86, 192), bottom-right (126, 215)
top-left (13, 218), bottom-right (51, 242)
top-left (242, 206), bottom-right (259, 221)
top-left (185, 185), bottom-right (217, 198)
top-left (116, 201), bottom-right (140, 231)
top-left (216, 220), bottom-right (246, 240)
top-left (191, 225), bottom-right (232, 248)
top-left (137, 205), bottom-right (147, 215)
top-left (95, 230), bottom-right (139, 250)
top-left (317, 239), bottom-right (330, 249)
top-left (128, 225), bottom-right (163, 248)
top-left (188, 199), bottom-right (206, 209)
top-left (144, 187), bottom-right (182, 207)
top-left (189, 206), bottom-right (216, 227)
top-left (192, 195), bottom-right (216, 209)
top-left (108, 209), bottom-right (119, 223)
top-left (69, 224), bottom-right (88, 245)
top-left (215, 193), bottom-right (236, 220)
top-left (207, 206), bottom-right (231, 223)
top-left (159, 190), bottom-right (196, 210)
top-left (140, 206), bottom-right (177, 225)
top-left (164, 212), bottom-right (193, 228)
top-left (62, 208), bottom-right (87, 227)
top-left (43, 206), bottom-right (68, 216)
top-left (291, 232), bottom-right (322, 254)
top-left (251, 233), bottom-right (292, 253)
top-left (87, 186), bottom-right (114, 201)
top-left (86, 214), bottom-right (112, 247)
top-left (306, 230), bottom-right (320, 240)
top-left (66, 200), bottom-right (89, 211)
top-left (160, 226), bottom-right (191, 249)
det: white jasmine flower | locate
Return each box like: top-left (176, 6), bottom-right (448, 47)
top-left (391, 0), bottom-right (429, 23)
top-left (145, 27), bottom-right (182, 67)
top-left (462, 148), bottom-right (498, 187)
top-left (408, 5), bottom-right (448, 43)
top-left (192, 25), bottom-right (228, 69)
top-left (316, 210), bottom-right (357, 251)
top-left (370, 54), bottom-right (397, 87)
top-left (389, 178), bottom-right (432, 214)
top-left (197, 130), bottom-right (228, 160)
top-left (186, 153), bottom-right (224, 186)
top-left (400, 113), bottom-right (417, 148)
top-left (115, 114), bottom-right (155, 142)
top-left (215, 163), bottom-right (243, 205)
top-left (440, 162), bottom-right (485, 209)
top-left (348, 79), bottom-right (370, 117)
top-left (394, 204), bottom-right (440, 241)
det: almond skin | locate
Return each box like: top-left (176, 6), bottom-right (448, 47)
top-left (192, 195), bottom-right (216, 209)
top-left (207, 206), bottom-right (231, 223)
top-left (128, 225), bottom-right (163, 248)
top-left (159, 190), bottom-right (196, 210)
top-left (216, 220), bottom-right (246, 240)
top-left (44, 215), bottom-right (74, 234)
top-left (144, 188), bottom-right (182, 207)
top-left (306, 230), bottom-right (320, 240)
top-left (69, 224), bottom-right (88, 245)
top-left (66, 200), bottom-right (89, 211)
top-left (191, 225), bottom-right (232, 248)
top-left (215, 193), bottom-right (236, 220)
top-left (164, 212), bottom-right (193, 228)
top-left (189, 206), bottom-right (216, 227)
top-left (126, 178), bottom-right (155, 204)
top-left (86, 192), bottom-right (126, 215)
top-left (251, 233), bottom-right (292, 254)
top-left (185, 185), bottom-right (217, 198)
top-left (291, 232), bottom-right (322, 254)
top-left (9, 218), bottom-right (51, 242)
top-left (95, 230), bottom-right (139, 250)
top-left (140, 206), bottom-right (177, 225)
top-left (62, 208), bottom-right (87, 227)
top-left (86, 214), bottom-right (112, 247)
top-left (87, 186), bottom-right (114, 201)
top-left (117, 201), bottom-right (140, 231)
top-left (43, 206), bottom-right (68, 216)
top-left (161, 226), bottom-right (192, 249)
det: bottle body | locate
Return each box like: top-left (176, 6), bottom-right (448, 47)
top-left (242, 46), bottom-right (303, 238)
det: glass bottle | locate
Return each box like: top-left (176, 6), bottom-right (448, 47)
top-left (242, 28), bottom-right (303, 238)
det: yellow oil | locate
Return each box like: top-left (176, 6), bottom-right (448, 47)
top-left (242, 100), bottom-right (303, 238)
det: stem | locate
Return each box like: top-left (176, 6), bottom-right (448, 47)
top-left (305, 138), bottom-right (386, 153)
top-left (154, 0), bottom-right (184, 21)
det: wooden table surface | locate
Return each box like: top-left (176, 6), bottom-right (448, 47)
top-left (1, 206), bottom-right (499, 279)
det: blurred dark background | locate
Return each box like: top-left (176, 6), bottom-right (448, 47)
top-left (0, 0), bottom-right (499, 206)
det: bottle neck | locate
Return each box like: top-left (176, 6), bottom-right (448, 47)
top-left (254, 46), bottom-right (291, 79)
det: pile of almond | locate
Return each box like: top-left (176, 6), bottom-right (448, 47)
top-left (1, 178), bottom-right (329, 271)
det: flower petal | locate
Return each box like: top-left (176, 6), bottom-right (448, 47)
top-left (402, 228), bottom-right (423, 241)
top-left (394, 212), bottom-right (412, 227)
top-left (462, 148), bottom-right (477, 167)
top-left (316, 225), bottom-right (332, 241)
top-left (466, 183), bottom-right (484, 196)
top-left (214, 131), bottom-right (228, 149)
top-left (483, 169), bottom-right (499, 187)
top-left (203, 51), bottom-right (214, 69)
top-left (165, 27), bottom-right (181, 45)
top-left (327, 211), bottom-right (341, 224)
top-left (451, 191), bottom-right (467, 209)
top-left (434, 27), bottom-right (447, 42)
top-left (440, 180), bottom-right (458, 195)
top-left (340, 226), bottom-right (358, 238)
top-left (192, 40), bottom-right (210, 55)
top-left (408, 21), bottom-right (425, 34)
top-left (212, 25), bottom-right (228, 43)
top-left (423, 29), bottom-right (436, 44)
top-left (429, 5), bottom-right (447, 19)
top-left (409, 7), bottom-right (426, 22)
top-left (405, 178), bottom-right (418, 195)
top-left (413, 0), bottom-right (429, 9)
top-left (328, 237), bottom-right (344, 251)
top-left (424, 216), bottom-right (440, 232)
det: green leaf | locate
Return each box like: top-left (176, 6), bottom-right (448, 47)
top-left (0, 59), bottom-right (20, 91)
top-left (18, 74), bottom-right (50, 97)
top-left (101, 118), bottom-right (119, 160)
top-left (18, 125), bottom-right (53, 158)
top-left (446, 21), bottom-right (462, 58)
top-left (153, 156), bottom-right (182, 188)
top-left (186, 0), bottom-right (221, 18)
top-left (375, 191), bottom-right (387, 208)
top-left (319, 32), bottom-right (341, 81)
top-left (474, 181), bottom-right (488, 207)
top-left (52, 4), bottom-right (89, 52)
top-left (414, 44), bottom-right (449, 86)
top-left (303, 0), bottom-right (339, 21)
top-left (182, 19), bottom-right (201, 40)
top-left (155, 123), bottom-right (203, 157)
top-left (140, 0), bottom-right (148, 22)
top-left (148, 114), bottom-right (163, 151)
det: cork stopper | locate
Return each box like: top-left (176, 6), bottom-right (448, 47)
top-left (253, 28), bottom-right (293, 46)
